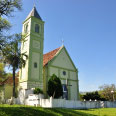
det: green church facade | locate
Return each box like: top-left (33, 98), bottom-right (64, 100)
top-left (18, 7), bottom-right (80, 100)
top-left (43, 46), bottom-right (79, 100)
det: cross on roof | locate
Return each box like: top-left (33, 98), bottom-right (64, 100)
top-left (61, 39), bottom-right (64, 46)
top-left (33, 0), bottom-right (36, 7)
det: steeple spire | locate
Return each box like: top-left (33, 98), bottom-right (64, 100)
top-left (33, 3), bottom-right (35, 8)
top-left (25, 6), bottom-right (42, 21)
top-left (33, 0), bottom-right (35, 8)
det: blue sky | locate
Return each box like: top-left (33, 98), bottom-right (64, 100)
top-left (7, 0), bottom-right (116, 92)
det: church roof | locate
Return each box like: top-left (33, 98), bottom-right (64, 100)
top-left (0, 77), bottom-right (19, 86)
top-left (25, 6), bottom-right (42, 21)
top-left (43, 46), bottom-right (62, 66)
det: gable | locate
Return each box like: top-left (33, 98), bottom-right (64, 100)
top-left (50, 47), bottom-right (77, 71)
top-left (43, 47), bottom-right (61, 66)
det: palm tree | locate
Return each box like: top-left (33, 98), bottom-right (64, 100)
top-left (2, 34), bottom-right (27, 97)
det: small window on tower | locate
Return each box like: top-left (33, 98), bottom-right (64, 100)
top-left (24, 24), bottom-right (28, 33)
top-left (35, 24), bottom-right (39, 33)
top-left (34, 62), bottom-right (37, 68)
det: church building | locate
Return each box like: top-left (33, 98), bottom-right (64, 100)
top-left (18, 7), bottom-right (79, 100)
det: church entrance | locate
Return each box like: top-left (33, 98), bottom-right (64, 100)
top-left (62, 84), bottom-right (68, 100)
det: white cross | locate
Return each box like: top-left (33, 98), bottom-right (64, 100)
top-left (61, 39), bottom-right (64, 46)
top-left (33, 0), bottom-right (36, 7)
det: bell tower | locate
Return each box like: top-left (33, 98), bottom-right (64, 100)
top-left (19, 6), bottom-right (44, 89)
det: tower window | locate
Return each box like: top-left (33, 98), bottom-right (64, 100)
top-left (34, 62), bottom-right (37, 68)
top-left (35, 24), bottom-right (39, 33)
top-left (24, 24), bottom-right (28, 33)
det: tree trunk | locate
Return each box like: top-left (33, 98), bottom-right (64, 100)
top-left (53, 91), bottom-right (56, 98)
top-left (13, 67), bottom-right (16, 97)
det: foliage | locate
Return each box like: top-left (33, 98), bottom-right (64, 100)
top-left (5, 73), bottom-right (13, 78)
top-left (34, 88), bottom-right (43, 94)
top-left (82, 91), bottom-right (106, 101)
top-left (0, 17), bottom-right (10, 31)
top-left (0, 0), bottom-right (22, 32)
top-left (2, 34), bottom-right (27, 69)
top-left (0, 0), bottom-right (22, 52)
top-left (47, 74), bottom-right (63, 98)
top-left (79, 93), bottom-right (84, 101)
top-left (0, 0), bottom-right (22, 31)
top-left (99, 84), bottom-right (116, 101)
top-left (1, 34), bottom-right (28, 97)
top-left (0, 63), bottom-right (5, 77)
top-left (0, 105), bottom-right (116, 116)
top-left (82, 84), bottom-right (116, 101)
top-left (0, 63), bottom-right (7, 81)
top-left (0, 63), bottom-right (14, 82)
top-left (0, 0), bottom-right (22, 16)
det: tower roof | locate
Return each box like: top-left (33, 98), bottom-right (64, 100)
top-left (25, 6), bottom-right (42, 21)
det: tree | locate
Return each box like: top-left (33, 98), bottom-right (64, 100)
top-left (0, 0), bottom-right (22, 51)
top-left (34, 88), bottom-right (43, 94)
top-left (0, 0), bottom-right (22, 16)
top-left (99, 84), bottom-right (116, 101)
top-left (82, 91), bottom-right (106, 101)
top-left (0, 18), bottom-right (10, 52)
top-left (1, 34), bottom-right (27, 97)
top-left (0, 63), bottom-right (6, 81)
top-left (47, 74), bottom-right (63, 98)
top-left (0, 0), bottom-right (22, 32)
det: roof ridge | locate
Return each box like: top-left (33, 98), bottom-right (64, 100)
top-left (43, 46), bottom-right (62, 66)
top-left (44, 46), bottom-right (61, 55)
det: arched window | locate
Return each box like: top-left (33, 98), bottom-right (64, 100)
top-left (35, 24), bottom-right (39, 33)
top-left (24, 24), bottom-right (28, 33)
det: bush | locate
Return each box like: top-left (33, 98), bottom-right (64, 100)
top-left (34, 88), bottom-right (43, 94)
top-left (82, 91), bottom-right (107, 101)
top-left (47, 74), bottom-right (63, 98)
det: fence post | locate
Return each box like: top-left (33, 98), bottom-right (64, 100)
top-left (50, 97), bottom-right (53, 108)
top-left (40, 98), bottom-right (42, 106)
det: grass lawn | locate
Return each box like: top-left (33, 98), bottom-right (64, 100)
top-left (0, 105), bottom-right (116, 116)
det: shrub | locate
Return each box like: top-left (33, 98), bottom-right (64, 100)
top-left (34, 88), bottom-right (43, 94)
top-left (47, 74), bottom-right (63, 98)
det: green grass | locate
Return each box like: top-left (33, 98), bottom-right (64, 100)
top-left (0, 105), bottom-right (116, 116)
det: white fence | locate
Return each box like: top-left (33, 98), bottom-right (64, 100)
top-left (4, 88), bottom-right (116, 109)
top-left (6, 96), bottom-right (116, 109)
top-left (40, 98), bottom-right (100, 109)
top-left (40, 97), bottom-right (116, 109)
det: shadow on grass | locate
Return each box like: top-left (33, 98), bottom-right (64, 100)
top-left (0, 105), bottom-right (97, 116)
top-left (48, 108), bottom-right (97, 116)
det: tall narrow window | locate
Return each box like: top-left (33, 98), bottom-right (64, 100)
top-left (24, 24), bottom-right (28, 33)
top-left (34, 62), bottom-right (37, 68)
top-left (35, 24), bottom-right (39, 33)
top-left (62, 84), bottom-right (68, 100)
